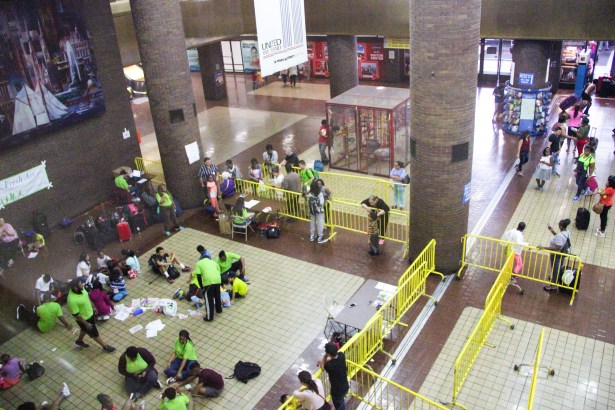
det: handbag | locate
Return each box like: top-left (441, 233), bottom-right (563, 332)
top-left (316, 392), bottom-right (332, 410)
top-left (592, 202), bottom-right (604, 214)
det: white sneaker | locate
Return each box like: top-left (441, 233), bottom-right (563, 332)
top-left (139, 400), bottom-right (146, 410)
top-left (62, 382), bottom-right (71, 397)
top-left (166, 377), bottom-right (176, 385)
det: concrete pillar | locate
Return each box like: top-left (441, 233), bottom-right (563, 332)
top-left (511, 40), bottom-right (551, 89)
top-left (198, 43), bottom-right (227, 101)
top-left (548, 41), bottom-right (562, 93)
top-left (409, 0), bottom-right (481, 272)
top-left (327, 35), bottom-right (359, 98)
top-left (130, 0), bottom-right (203, 208)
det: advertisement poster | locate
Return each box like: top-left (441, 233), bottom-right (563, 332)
top-left (0, 0), bottom-right (105, 151)
top-left (357, 41), bottom-right (383, 80)
top-left (519, 94), bottom-right (537, 132)
top-left (187, 49), bottom-right (200, 72)
top-left (360, 62), bottom-right (379, 79)
top-left (253, 0), bottom-right (308, 77)
top-left (241, 40), bottom-right (260, 73)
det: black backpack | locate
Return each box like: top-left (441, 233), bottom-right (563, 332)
top-left (26, 362), bottom-right (45, 380)
top-left (228, 361), bottom-right (261, 383)
top-left (32, 211), bottom-right (51, 238)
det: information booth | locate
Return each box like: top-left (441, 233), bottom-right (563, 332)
top-left (326, 86), bottom-right (410, 176)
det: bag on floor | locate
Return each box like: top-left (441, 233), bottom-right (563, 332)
top-left (167, 265), bottom-right (181, 280)
top-left (221, 291), bottom-right (231, 308)
top-left (173, 200), bottom-right (183, 217)
top-left (159, 299), bottom-right (177, 316)
top-left (228, 361), bottom-right (261, 383)
top-left (266, 225), bottom-right (281, 239)
top-left (575, 207), bottom-right (590, 230)
top-left (558, 267), bottom-right (581, 295)
top-left (26, 362), bottom-right (45, 380)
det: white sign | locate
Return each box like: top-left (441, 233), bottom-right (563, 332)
top-left (0, 161), bottom-right (53, 210)
top-left (253, 0), bottom-right (308, 77)
top-left (185, 141), bottom-right (200, 165)
top-left (122, 128), bottom-right (131, 139)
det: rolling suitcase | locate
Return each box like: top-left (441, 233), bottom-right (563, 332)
top-left (559, 94), bottom-right (578, 111)
top-left (117, 219), bottom-right (132, 242)
top-left (129, 212), bottom-right (147, 234)
top-left (575, 207), bottom-right (590, 230)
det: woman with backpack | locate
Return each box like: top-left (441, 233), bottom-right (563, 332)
top-left (538, 219), bottom-right (571, 292)
top-left (292, 370), bottom-right (327, 410)
top-left (308, 180), bottom-right (328, 244)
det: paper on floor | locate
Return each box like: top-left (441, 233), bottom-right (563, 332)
top-left (129, 325), bottom-right (143, 334)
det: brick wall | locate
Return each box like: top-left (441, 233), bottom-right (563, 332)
top-left (0, 1), bottom-right (140, 229)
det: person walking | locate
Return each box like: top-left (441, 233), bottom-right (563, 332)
top-left (573, 145), bottom-right (595, 202)
top-left (492, 84), bottom-right (505, 122)
top-left (118, 346), bottom-right (161, 400)
top-left (67, 279), bottom-right (116, 353)
top-left (318, 119), bottom-right (330, 164)
top-left (547, 126), bottom-right (563, 176)
top-left (288, 65), bottom-right (298, 87)
top-left (516, 131), bottom-right (531, 176)
top-left (539, 219), bottom-right (571, 292)
top-left (501, 222), bottom-right (527, 287)
top-left (534, 147), bottom-right (554, 191)
top-left (582, 80), bottom-right (597, 115)
top-left (308, 180), bottom-right (328, 244)
top-left (317, 342), bottom-right (349, 410)
top-left (593, 175), bottom-right (615, 238)
top-left (389, 161), bottom-right (408, 209)
top-left (156, 184), bottom-right (184, 237)
top-left (566, 104), bottom-right (584, 154)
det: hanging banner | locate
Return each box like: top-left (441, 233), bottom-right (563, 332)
top-left (253, 0), bottom-right (308, 77)
top-left (0, 161), bottom-right (53, 210)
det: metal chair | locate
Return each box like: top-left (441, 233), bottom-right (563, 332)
top-left (231, 216), bottom-right (249, 242)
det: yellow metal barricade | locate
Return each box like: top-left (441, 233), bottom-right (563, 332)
top-left (399, 239), bottom-right (445, 285)
top-left (134, 157), bottom-right (166, 185)
top-left (340, 315), bottom-right (388, 371)
top-left (451, 253), bottom-right (514, 410)
top-left (458, 234), bottom-right (582, 305)
top-left (528, 328), bottom-right (545, 410)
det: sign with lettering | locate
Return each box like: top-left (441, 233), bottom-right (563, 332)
top-left (254, 0), bottom-right (308, 76)
top-left (518, 72), bottom-right (534, 86)
top-left (0, 161), bottom-right (53, 210)
top-left (462, 182), bottom-right (471, 205)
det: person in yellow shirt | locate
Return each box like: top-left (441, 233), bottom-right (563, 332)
top-left (224, 273), bottom-right (248, 301)
top-left (156, 184), bottom-right (184, 237)
top-left (160, 387), bottom-right (193, 410)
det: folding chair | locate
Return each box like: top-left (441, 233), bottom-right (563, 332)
top-left (231, 216), bottom-right (249, 242)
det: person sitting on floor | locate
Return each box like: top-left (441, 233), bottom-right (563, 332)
top-left (35, 274), bottom-right (57, 304)
top-left (124, 250), bottom-right (141, 276)
top-left (215, 250), bottom-right (249, 283)
top-left (90, 280), bottom-right (115, 321)
top-left (96, 251), bottom-right (113, 270)
top-left (25, 231), bottom-right (45, 252)
top-left (109, 268), bottom-right (128, 301)
top-left (223, 272), bottom-right (249, 301)
top-left (164, 330), bottom-right (198, 383)
top-left (118, 346), bottom-right (162, 401)
top-left (160, 387), bottom-right (193, 410)
top-left (16, 383), bottom-right (71, 410)
top-left (96, 393), bottom-right (145, 410)
top-left (0, 353), bottom-right (24, 390)
top-left (152, 247), bottom-right (189, 284)
top-left (17, 293), bottom-right (73, 334)
top-left (170, 361), bottom-right (224, 398)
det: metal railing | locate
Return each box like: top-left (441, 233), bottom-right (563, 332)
top-left (527, 328), bottom-right (545, 410)
top-left (450, 253), bottom-right (515, 410)
top-left (458, 234), bottom-right (582, 305)
top-left (399, 239), bottom-right (445, 285)
top-left (134, 157), bottom-right (165, 184)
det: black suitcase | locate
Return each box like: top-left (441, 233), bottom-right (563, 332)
top-left (575, 207), bottom-right (590, 230)
top-left (84, 226), bottom-right (105, 250)
top-left (129, 212), bottom-right (147, 234)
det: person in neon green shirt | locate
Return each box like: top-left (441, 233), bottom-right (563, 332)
top-left (195, 258), bottom-right (222, 322)
top-left (156, 184), bottom-right (184, 237)
top-left (118, 346), bottom-right (160, 400)
top-left (16, 293), bottom-right (73, 334)
top-left (115, 170), bottom-right (130, 190)
top-left (164, 330), bottom-right (197, 382)
top-left (160, 387), bottom-right (193, 410)
top-left (215, 250), bottom-right (249, 283)
top-left (67, 279), bottom-right (115, 353)
top-left (224, 273), bottom-right (249, 301)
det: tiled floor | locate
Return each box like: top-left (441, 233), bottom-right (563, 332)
top-left (0, 229), bottom-right (363, 409)
top-left (419, 307), bottom-right (615, 410)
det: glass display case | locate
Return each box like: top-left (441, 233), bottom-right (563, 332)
top-left (326, 86), bottom-right (410, 176)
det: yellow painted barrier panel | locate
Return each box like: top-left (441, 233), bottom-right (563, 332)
top-left (528, 328), bottom-right (545, 410)
top-left (340, 315), bottom-right (385, 373)
top-left (134, 157), bottom-right (166, 185)
top-left (458, 234), bottom-right (582, 305)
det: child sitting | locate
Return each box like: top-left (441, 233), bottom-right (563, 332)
top-left (0, 354), bottom-right (24, 390)
top-left (96, 251), bottom-right (112, 270)
top-left (89, 280), bottom-right (114, 320)
top-left (368, 210), bottom-right (380, 256)
top-left (108, 267), bottom-right (127, 301)
top-left (25, 231), bottom-right (45, 252)
top-left (223, 272), bottom-right (249, 301)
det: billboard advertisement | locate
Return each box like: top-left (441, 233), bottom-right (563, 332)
top-left (241, 40), bottom-right (260, 73)
top-left (0, 0), bottom-right (105, 150)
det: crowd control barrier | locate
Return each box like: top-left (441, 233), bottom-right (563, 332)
top-left (399, 239), bottom-right (445, 285)
top-left (458, 234), bottom-right (582, 305)
top-left (449, 253), bottom-right (515, 410)
top-left (278, 242), bottom-right (439, 410)
top-left (134, 157), bottom-right (165, 185)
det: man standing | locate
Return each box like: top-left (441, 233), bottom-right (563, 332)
top-left (282, 163), bottom-right (302, 217)
top-left (318, 119), bottom-right (329, 164)
top-left (279, 145), bottom-right (300, 168)
top-left (198, 157), bottom-right (220, 198)
top-left (547, 126), bottom-right (562, 176)
top-left (317, 342), bottom-right (349, 410)
top-left (192, 258), bottom-right (222, 322)
top-left (361, 195), bottom-right (390, 245)
top-left (67, 279), bottom-right (116, 352)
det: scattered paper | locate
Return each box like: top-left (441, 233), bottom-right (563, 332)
top-left (137, 178), bottom-right (148, 184)
top-left (131, 299), bottom-right (141, 308)
top-left (115, 303), bottom-right (127, 311)
top-left (28, 252), bottom-right (38, 259)
top-left (115, 310), bottom-right (131, 321)
top-left (177, 313), bottom-right (188, 320)
top-left (145, 319), bottom-right (165, 332)
top-left (131, 170), bottom-right (142, 178)
top-left (375, 282), bottom-right (397, 294)
top-left (244, 199), bottom-right (260, 209)
top-left (146, 328), bottom-right (158, 338)
top-left (129, 325), bottom-right (143, 334)
top-left (185, 142), bottom-right (200, 165)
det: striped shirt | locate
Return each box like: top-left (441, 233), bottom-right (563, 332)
top-left (198, 164), bottom-right (219, 181)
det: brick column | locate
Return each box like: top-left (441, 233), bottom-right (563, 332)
top-left (409, 0), bottom-right (480, 272)
top-left (197, 43), bottom-right (227, 101)
top-left (130, 0), bottom-right (203, 208)
top-left (511, 40), bottom-right (551, 89)
top-left (327, 35), bottom-right (359, 98)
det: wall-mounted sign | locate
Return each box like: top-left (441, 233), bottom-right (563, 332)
top-left (518, 72), bottom-right (534, 86)
top-left (462, 182), bottom-right (471, 205)
top-left (0, 161), bottom-right (53, 210)
top-left (254, 0), bottom-right (308, 76)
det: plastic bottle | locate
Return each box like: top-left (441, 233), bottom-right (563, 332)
top-left (133, 308), bottom-right (144, 316)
